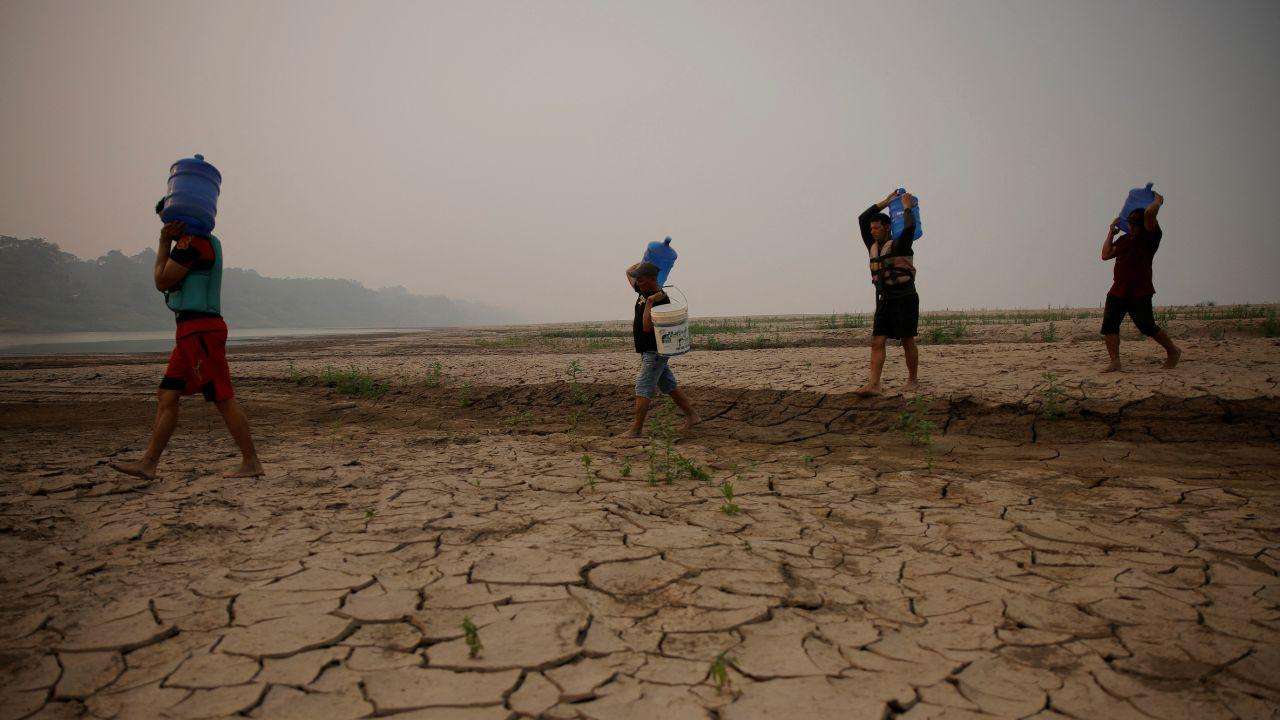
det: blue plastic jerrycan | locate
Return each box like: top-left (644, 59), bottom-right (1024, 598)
top-left (888, 188), bottom-right (923, 241)
top-left (160, 154), bottom-right (222, 235)
top-left (643, 237), bottom-right (678, 286)
top-left (1116, 182), bottom-right (1155, 233)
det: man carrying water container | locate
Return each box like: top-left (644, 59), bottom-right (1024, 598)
top-left (1099, 191), bottom-right (1181, 372)
top-left (854, 190), bottom-right (920, 396)
top-left (618, 262), bottom-right (701, 438)
top-left (110, 213), bottom-right (264, 480)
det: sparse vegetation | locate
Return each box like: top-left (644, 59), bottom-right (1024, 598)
top-left (567, 360), bottom-right (589, 404)
top-left (895, 395), bottom-right (937, 446)
top-left (710, 651), bottom-right (733, 693)
top-left (462, 617), bottom-right (482, 658)
top-left (1263, 310), bottom-right (1280, 338)
top-left (720, 481), bottom-right (741, 515)
top-left (1042, 322), bottom-right (1059, 343)
top-left (620, 461), bottom-right (632, 478)
top-left (458, 381), bottom-right (473, 407)
top-left (290, 363), bottom-right (390, 399)
top-left (581, 454), bottom-right (596, 491)
top-left (1038, 372), bottom-right (1066, 420)
top-left (425, 361), bottom-right (444, 388)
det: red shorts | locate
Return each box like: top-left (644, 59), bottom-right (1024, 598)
top-left (159, 318), bottom-right (234, 402)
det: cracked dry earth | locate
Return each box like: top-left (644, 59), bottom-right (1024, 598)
top-left (2, 331), bottom-right (1279, 719)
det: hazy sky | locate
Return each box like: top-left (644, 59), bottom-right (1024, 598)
top-left (3, 0), bottom-right (1278, 322)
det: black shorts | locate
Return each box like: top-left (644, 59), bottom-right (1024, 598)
top-left (1101, 294), bottom-right (1159, 336)
top-left (872, 292), bottom-right (919, 339)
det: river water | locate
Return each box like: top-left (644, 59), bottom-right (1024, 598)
top-left (0, 327), bottom-right (423, 356)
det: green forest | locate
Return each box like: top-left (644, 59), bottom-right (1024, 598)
top-left (0, 237), bottom-right (512, 332)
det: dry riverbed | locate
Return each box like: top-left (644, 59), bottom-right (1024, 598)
top-left (2, 312), bottom-right (1278, 719)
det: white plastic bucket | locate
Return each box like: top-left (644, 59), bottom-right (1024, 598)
top-left (651, 285), bottom-right (691, 357)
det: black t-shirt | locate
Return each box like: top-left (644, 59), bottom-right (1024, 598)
top-left (1109, 224), bottom-right (1163, 298)
top-left (857, 204), bottom-right (918, 299)
top-left (632, 290), bottom-right (670, 353)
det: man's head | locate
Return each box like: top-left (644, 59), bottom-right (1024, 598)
top-left (628, 262), bottom-right (662, 292)
top-left (868, 212), bottom-right (891, 243)
top-left (1127, 208), bottom-right (1145, 232)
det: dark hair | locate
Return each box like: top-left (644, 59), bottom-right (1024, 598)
top-left (629, 261), bottom-right (661, 279)
top-left (870, 212), bottom-right (891, 226)
top-left (1128, 208), bottom-right (1145, 221)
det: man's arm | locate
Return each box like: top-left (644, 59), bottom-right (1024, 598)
top-left (153, 222), bottom-right (190, 291)
top-left (642, 300), bottom-right (654, 333)
top-left (1144, 191), bottom-right (1163, 231)
top-left (625, 263), bottom-right (640, 291)
top-left (856, 191), bottom-right (899, 246)
top-left (896, 193), bottom-right (917, 250)
top-left (1100, 219), bottom-right (1121, 261)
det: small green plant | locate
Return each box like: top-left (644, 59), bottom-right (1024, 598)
top-left (462, 617), bottom-right (482, 658)
top-left (620, 461), bottom-right (632, 478)
top-left (648, 398), bottom-right (678, 484)
top-left (704, 335), bottom-right (727, 351)
top-left (581, 454), bottom-right (595, 491)
top-left (567, 360), bottom-right (589, 404)
top-left (1209, 325), bottom-right (1225, 341)
top-left (286, 361), bottom-right (308, 384)
top-left (710, 651), bottom-right (732, 693)
top-left (895, 395), bottom-right (937, 446)
top-left (458, 381), bottom-right (473, 407)
top-left (425, 361), bottom-right (444, 388)
top-left (802, 455), bottom-right (815, 466)
top-left (364, 508), bottom-right (376, 520)
top-left (673, 454), bottom-right (711, 483)
top-left (1039, 372), bottom-right (1066, 420)
top-left (720, 481), bottom-right (741, 515)
top-left (1042, 322), bottom-right (1059, 343)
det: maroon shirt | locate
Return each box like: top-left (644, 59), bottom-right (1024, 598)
top-left (1108, 224), bottom-right (1162, 298)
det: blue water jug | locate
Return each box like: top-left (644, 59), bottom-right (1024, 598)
top-left (160, 154), bottom-right (221, 235)
top-left (888, 188), bottom-right (923, 241)
top-left (643, 237), bottom-right (678, 286)
top-left (1116, 182), bottom-right (1155, 233)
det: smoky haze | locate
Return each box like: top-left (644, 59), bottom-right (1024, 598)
top-left (2, 0), bottom-right (1277, 323)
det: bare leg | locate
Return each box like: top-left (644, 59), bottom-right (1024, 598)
top-left (1152, 330), bottom-right (1181, 368)
top-left (617, 396), bottom-right (652, 438)
top-left (110, 389), bottom-right (181, 479)
top-left (855, 336), bottom-right (888, 396)
top-left (1101, 334), bottom-right (1121, 372)
top-left (668, 388), bottom-right (702, 431)
top-left (901, 337), bottom-right (919, 392)
top-left (215, 397), bottom-right (263, 477)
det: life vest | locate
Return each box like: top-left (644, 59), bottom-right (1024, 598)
top-left (165, 234), bottom-right (222, 316)
top-left (867, 237), bottom-right (916, 289)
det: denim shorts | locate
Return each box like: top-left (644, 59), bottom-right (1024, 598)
top-left (635, 351), bottom-right (678, 399)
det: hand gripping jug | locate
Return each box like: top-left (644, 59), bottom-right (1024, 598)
top-left (159, 154), bottom-right (222, 236)
top-left (643, 237), bottom-right (678, 286)
top-left (1116, 183), bottom-right (1156, 233)
top-left (888, 189), bottom-right (923, 242)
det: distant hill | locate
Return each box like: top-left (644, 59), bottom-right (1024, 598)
top-left (0, 236), bottom-right (513, 332)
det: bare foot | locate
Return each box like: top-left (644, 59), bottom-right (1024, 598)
top-left (1162, 347), bottom-right (1181, 369)
top-left (1100, 362), bottom-right (1121, 374)
top-left (902, 380), bottom-right (920, 394)
top-left (680, 415), bottom-right (702, 433)
top-left (853, 383), bottom-right (881, 397)
top-left (222, 460), bottom-right (264, 478)
top-left (109, 460), bottom-right (157, 480)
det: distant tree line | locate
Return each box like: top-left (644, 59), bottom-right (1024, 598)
top-left (0, 237), bottom-right (513, 332)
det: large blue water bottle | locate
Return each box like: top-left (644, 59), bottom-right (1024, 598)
top-left (160, 154), bottom-right (221, 235)
top-left (1116, 182), bottom-right (1155, 233)
top-left (888, 188), bottom-right (923, 241)
top-left (643, 237), bottom-right (678, 286)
